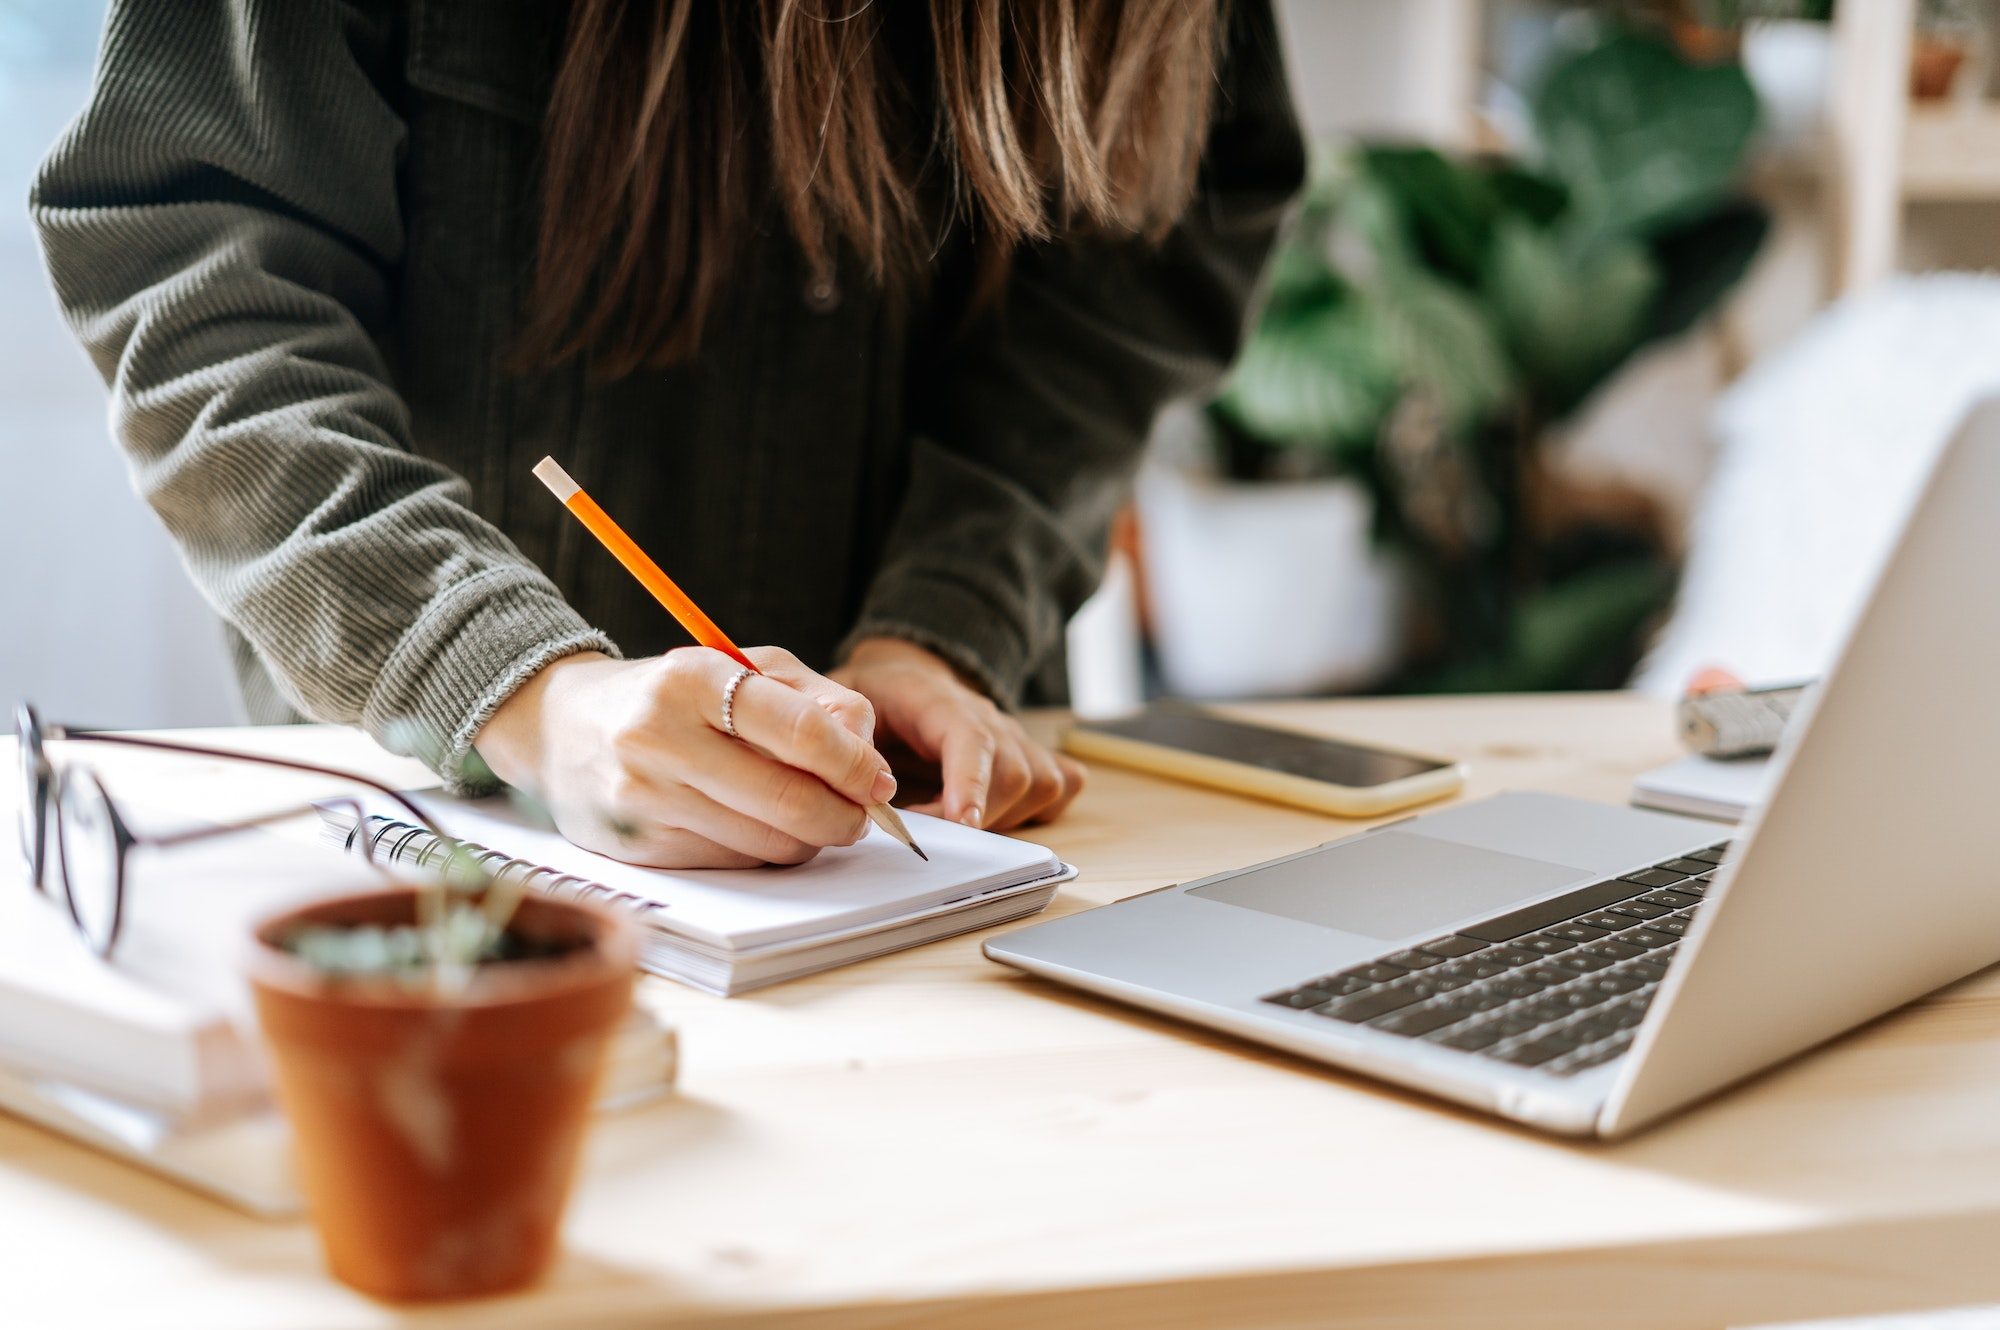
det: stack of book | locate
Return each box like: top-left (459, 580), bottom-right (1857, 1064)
top-left (0, 824), bottom-right (677, 1217)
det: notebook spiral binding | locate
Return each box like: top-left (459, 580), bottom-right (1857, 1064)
top-left (315, 808), bottom-right (665, 917)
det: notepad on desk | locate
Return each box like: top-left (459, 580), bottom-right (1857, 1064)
top-left (324, 794), bottom-right (1076, 996)
top-left (1631, 753), bottom-right (1774, 823)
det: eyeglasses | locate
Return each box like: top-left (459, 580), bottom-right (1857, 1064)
top-left (14, 701), bottom-right (451, 959)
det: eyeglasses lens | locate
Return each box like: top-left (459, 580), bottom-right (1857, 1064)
top-left (56, 772), bottom-right (122, 955)
top-left (15, 705), bottom-right (43, 888)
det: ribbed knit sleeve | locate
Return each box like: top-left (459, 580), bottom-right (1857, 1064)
top-left (30, 0), bottom-right (613, 789)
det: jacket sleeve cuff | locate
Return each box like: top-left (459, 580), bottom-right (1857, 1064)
top-left (361, 568), bottom-right (619, 795)
top-left (837, 565), bottom-right (1037, 710)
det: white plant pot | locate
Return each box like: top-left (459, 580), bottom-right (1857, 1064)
top-left (1136, 458), bottom-right (1406, 700)
top-left (1743, 20), bottom-right (1833, 154)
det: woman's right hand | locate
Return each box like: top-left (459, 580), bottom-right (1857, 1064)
top-left (473, 648), bottom-right (896, 868)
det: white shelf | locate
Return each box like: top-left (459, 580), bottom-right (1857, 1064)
top-left (1901, 104), bottom-right (2000, 201)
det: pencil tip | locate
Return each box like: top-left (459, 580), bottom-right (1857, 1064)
top-left (911, 843), bottom-right (930, 861)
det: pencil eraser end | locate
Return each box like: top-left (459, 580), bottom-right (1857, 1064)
top-left (532, 456), bottom-right (580, 502)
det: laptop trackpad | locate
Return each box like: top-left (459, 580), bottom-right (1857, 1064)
top-left (1187, 831), bottom-right (1584, 941)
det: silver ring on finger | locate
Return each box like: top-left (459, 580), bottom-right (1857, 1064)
top-left (720, 665), bottom-right (754, 739)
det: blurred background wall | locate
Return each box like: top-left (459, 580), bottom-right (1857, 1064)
top-left (0, 1), bottom-right (239, 728)
top-left (7, 0), bottom-right (2000, 728)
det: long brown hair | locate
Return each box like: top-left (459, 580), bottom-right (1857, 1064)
top-left (520, 0), bottom-right (1224, 377)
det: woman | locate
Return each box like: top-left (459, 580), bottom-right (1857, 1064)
top-left (34, 0), bottom-right (1303, 867)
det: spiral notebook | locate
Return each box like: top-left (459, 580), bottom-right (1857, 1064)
top-left (321, 794), bottom-right (1074, 995)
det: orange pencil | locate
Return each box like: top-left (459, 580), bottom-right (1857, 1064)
top-left (532, 457), bottom-right (926, 860)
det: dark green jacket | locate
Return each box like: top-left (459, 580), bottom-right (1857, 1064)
top-left (33, 0), bottom-right (1303, 785)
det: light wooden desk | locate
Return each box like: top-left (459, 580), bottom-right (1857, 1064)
top-left (9, 694), bottom-right (2000, 1330)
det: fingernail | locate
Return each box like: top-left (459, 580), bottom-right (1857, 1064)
top-left (961, 805), bottom-right (983, 828)
top-left (870, 770), bottom-right (897, 803)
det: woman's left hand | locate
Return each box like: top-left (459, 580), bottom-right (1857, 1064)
top-left (831, 637), bottom-right (1085, 831)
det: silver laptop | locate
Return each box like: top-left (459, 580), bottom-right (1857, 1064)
top-left (987, 399), bottom-right (2000, 1139)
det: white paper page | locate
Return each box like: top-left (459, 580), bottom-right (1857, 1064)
top-left (401, 795), bottom-right (1063, 951)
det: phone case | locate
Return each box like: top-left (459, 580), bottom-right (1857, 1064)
top-left (1060, 725), bottom-right (1467, 818)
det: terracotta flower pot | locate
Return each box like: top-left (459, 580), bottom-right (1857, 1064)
top-left (1670, 20), bottom-right (1742, 67)
top-left (247, 888), bottom-right (637, 1302)
top-left (1910, 34), bottom-right (1968, 101)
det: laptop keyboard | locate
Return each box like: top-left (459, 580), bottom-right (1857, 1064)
top-left (1260, 843), bottom-right (1732, 1077)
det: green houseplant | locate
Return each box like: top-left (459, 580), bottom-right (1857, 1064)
top-left (1208, 22), bottom-right (1767, 692)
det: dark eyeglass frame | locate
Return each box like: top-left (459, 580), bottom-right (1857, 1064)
top-left (15, 701), bottom-right (451, 958)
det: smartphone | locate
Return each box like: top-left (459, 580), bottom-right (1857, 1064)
top-left (1062, 703), bottom-right (1466, 817)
